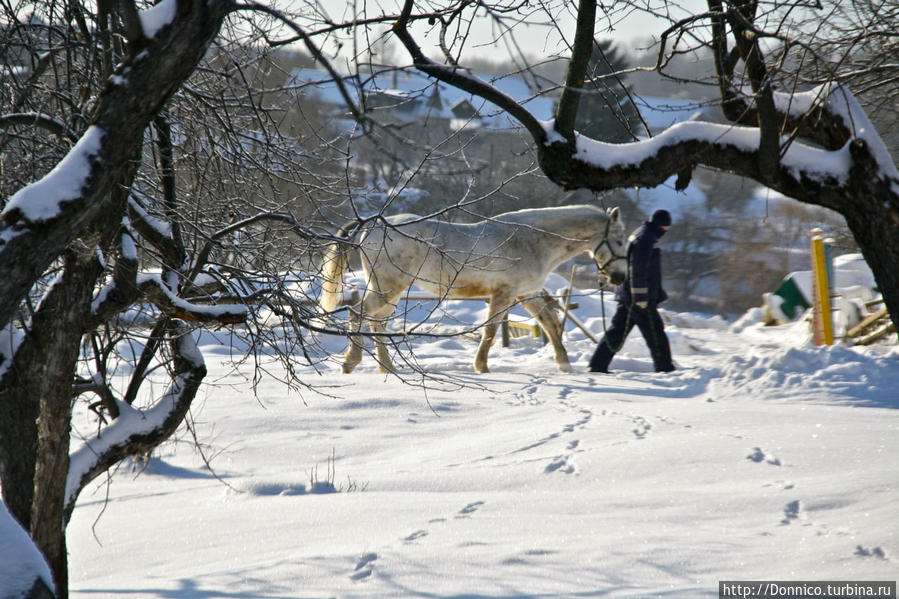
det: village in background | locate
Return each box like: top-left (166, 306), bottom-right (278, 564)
top-left (1, 20), bottom-right (879, 322)
top-left (269, 39), bottom-right (872, 323)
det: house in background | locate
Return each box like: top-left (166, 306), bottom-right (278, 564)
top-left (289, 66), bottom-right (557, 136)
top-left (290, 66), bottom-right (704, 139)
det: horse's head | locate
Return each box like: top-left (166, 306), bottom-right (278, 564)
top-left (590, 206), bottom-right (627, 286)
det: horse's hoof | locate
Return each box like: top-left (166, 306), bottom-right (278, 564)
top-left (342, 364), bottom-right (355, 374)
top-left (557, 362), bottom-right (572, 373)
top-left (474, 365), bottom-right (489, 374)
top-left (378, 365), bottom-right (395, 374)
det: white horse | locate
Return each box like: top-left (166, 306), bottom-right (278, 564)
top-left (319, 204), bottom-right (627, 374)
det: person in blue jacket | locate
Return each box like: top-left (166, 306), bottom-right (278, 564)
top-left (589, 209), bottom-right (675, 373)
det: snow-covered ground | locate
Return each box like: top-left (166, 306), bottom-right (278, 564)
top-left (64, 274), bottom-right (897, 598)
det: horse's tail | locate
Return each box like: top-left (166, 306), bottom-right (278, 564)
top-left (319, 222), bottom-right (357, 314)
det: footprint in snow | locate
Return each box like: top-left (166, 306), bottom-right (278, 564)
top-left (747, 446), bottom-right (781, 466)
top-left (403, 529), bottom-right (428, 543)
top-left (350, 552), bottom-right (377, 581)
top-left (781, 500), bottom-right (806, 525)
top-left (456, 501), bottom-right (485, 518)
top-left (349, 568), bottom-right (372, 581)
top-left (763, 480), bottom-right (794, 490)
top-left (631, 417), bottom-right (651, 439)
top-left (544, 456), bottom-right (576, 474)
top-left (855, 545), bottom-right (888, 560)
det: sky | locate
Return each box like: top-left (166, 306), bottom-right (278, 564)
top-left (306, 0), bottom-right (711, 61)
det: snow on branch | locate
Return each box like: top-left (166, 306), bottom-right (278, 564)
top-left (137, 273), bottom-right (248, 324)
top-left (139, 0), bottom-right (178, 39)
top-left (90, 224), bottom-right (139, 320)
top-left (812, 84), bottom-right (899, 194)
top-left (1, 126), bottom-right (104, 225)
top-left (533, 81), bottom-right (899, 214)
top-left (573, 120), bottom-right (852, 186)
top-left (732, 82), bottom-right (899, 192)
top-left (127, 197), bottom-right (172, 240)
top-left (64, 323), bottom-right (207, 518)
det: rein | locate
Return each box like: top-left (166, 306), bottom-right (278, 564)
top-left (591, 217), bottom-right (625, 274)
top-left (595, 215), bottom-right (630, 353)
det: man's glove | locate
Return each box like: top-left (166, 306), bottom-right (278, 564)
top-left (635, 301), bottom-right (648, 309)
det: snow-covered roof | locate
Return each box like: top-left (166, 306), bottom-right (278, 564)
top-left (291, 67), bottom-right (554, 132)
top-left (291, 67), bottom-right (706, 139)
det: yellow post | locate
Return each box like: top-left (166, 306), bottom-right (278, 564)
top-left (810, 231), bottom-right (834, 345)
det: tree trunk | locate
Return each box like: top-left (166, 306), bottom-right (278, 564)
top-left (839, 199), bottom-right (899, 339)
top-left (25, 250), bottom-right (102, 598)
top-left (0, 384), bottom-right (39, 529)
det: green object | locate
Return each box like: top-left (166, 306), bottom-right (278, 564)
top-left (773, 276), bottom-right (811, 320)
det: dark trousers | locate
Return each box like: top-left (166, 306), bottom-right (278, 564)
top-left (589, 302), bottom-right (674, 373)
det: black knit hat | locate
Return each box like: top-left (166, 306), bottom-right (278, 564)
top-left (651, 209), bottom-right (672, 227)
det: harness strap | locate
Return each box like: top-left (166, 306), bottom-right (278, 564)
top-left (592, 218), bottom-right (626, 274)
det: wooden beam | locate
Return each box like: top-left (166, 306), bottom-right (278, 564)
top-left (846, 306), bottom-right (888, 338)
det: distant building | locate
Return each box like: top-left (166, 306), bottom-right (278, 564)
top-left (289, 66), bottom-right (706, 140)
top-left (290, 67), bottom-right (555, 135)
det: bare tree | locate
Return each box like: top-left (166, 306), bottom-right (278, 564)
top-left (0, 1), bottom-right (348, 596)
top-left (789, 0), bottom-right (899, 153)
top-left (0, 2), bottom-right (237, 594)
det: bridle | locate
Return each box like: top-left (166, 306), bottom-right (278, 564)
top-left (591, 217), bottom-right (625, 275)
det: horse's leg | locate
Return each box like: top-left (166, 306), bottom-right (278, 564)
top-left (365, 291), bottom-right (402, 374)
top-left (341, 293), bottom-right (366, 374)
top-left (519, 294), bottom-right (571, 373)
top-left (474, 290), bottom-right (514, 374)
top-left (343, 286), bottom-right (402, 374)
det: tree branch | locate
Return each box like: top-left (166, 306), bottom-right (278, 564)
top-left (0, 0), bottom-right (232, 329)
top-left (554, 0), bottom-right (596, 142)
top-left (232, 2), bottom-right (365, 125)
top-left (0, 113), bottom-right (78, 141)
top-left (138, 274), bottom-right (248, 324)
top-left (391, 0), bottom-right (548, 145)
top-left (116, 0), bottom-right (146, 47)
top-left (64, 321), bottom-right (207, 522)
top-left (726, 5), bottom-right (780, 181)
top-left (538, 114), bottom-right (897, 214)
top-left (88, 226), bottom-right (140, 328)
top-left (152, 114), bottom-right (186, 271)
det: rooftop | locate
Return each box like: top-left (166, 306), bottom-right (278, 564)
top-left (290, 67), bottom-right (703, 135)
